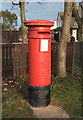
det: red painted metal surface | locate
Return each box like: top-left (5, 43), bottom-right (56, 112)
top-left (24, 20), bottom-right (54, 87)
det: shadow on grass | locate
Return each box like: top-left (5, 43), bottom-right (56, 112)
top-left (16, 81), bottom-right (29, 101)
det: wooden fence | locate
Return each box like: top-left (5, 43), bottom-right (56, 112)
top-left (51, 42), bottom-right (74, 75)
top-left (2, 44), bottom-right (27, 78)
top-left (2, 31), bottom-right (19, 43)
top-left (72, 42), bottom-right (83, 74)
top-left (2, 42), bottom-right (83, 78)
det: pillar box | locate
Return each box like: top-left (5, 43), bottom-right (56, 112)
top-left (24, 20), bottom-right (54, 107)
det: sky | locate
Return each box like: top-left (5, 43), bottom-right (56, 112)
top-left (0, 1), bottom-right (64, 29)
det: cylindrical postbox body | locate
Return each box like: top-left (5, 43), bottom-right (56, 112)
top-left (24, 20), bottom-right (54, 107)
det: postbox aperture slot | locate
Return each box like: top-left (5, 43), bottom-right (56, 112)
top-left (40, 39), bottom-right (48, 52)
top-left (38, 32), bottom-right (50, 34)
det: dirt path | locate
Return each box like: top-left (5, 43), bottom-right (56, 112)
top-left (31, 104), bottom-right (69, 118)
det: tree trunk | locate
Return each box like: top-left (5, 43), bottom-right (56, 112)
top-left (57, 1), bottom-right (72, 78)
top-left (81, 4), bottom-right (83, 41)
top-left (72, 2), bottom-right (83, 41)
top-left (20, 1), bottom-right (27, 43)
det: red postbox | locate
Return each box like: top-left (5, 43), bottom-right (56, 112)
top-left (24, 20), bottom-right (54, 107)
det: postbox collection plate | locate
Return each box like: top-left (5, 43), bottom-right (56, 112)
top-left (40, 39), bottom-right (48, 52)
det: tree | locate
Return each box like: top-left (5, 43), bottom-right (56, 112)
top-left (18, 26), bottom-right (26, 40)
top-left (12, 1), bottom-right (28, 43)
top-left (12, 0), bottom-right (42, 43)
top-left (72, 1), bottom-right (83, 41)
top-left (18, 26), bottom-right (22, 36)
top-left (19, 1), bottom-right (27, 43)
top-left (57, 0), bottom-right (73, 78)
top-left (1, 10), bottom-right (17, 30)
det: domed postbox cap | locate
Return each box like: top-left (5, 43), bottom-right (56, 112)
top-left (24, 19), bottom-right (54, 27)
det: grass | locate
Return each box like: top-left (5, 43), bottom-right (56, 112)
top-left (2, 75), bottom-right (83, 119)
top-left (51, 74), bottom-right (83, 118)
top-left (2, 77), bottom-right (34, 118)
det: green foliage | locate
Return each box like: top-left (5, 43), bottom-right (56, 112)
top-left (67, 66), bottom-right (72, 73)
top-left (72, 66), bottom-right (81, 74)
top-left (18, 26), bottom-right (22, 36)
top-left (51, 74), bottom-right (82, 118)
top-left (0, 10), bottom-right (18, 30)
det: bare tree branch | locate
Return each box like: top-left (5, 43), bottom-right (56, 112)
top-left (79, 1), bottom-right (83, 9)
top-left (72, 2), bottom-right (81, 28)
top-left (12, 2), bottom-right (20, 6)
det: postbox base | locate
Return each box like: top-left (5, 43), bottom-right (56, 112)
top-left (28, 85), bottom-right (50, 107)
